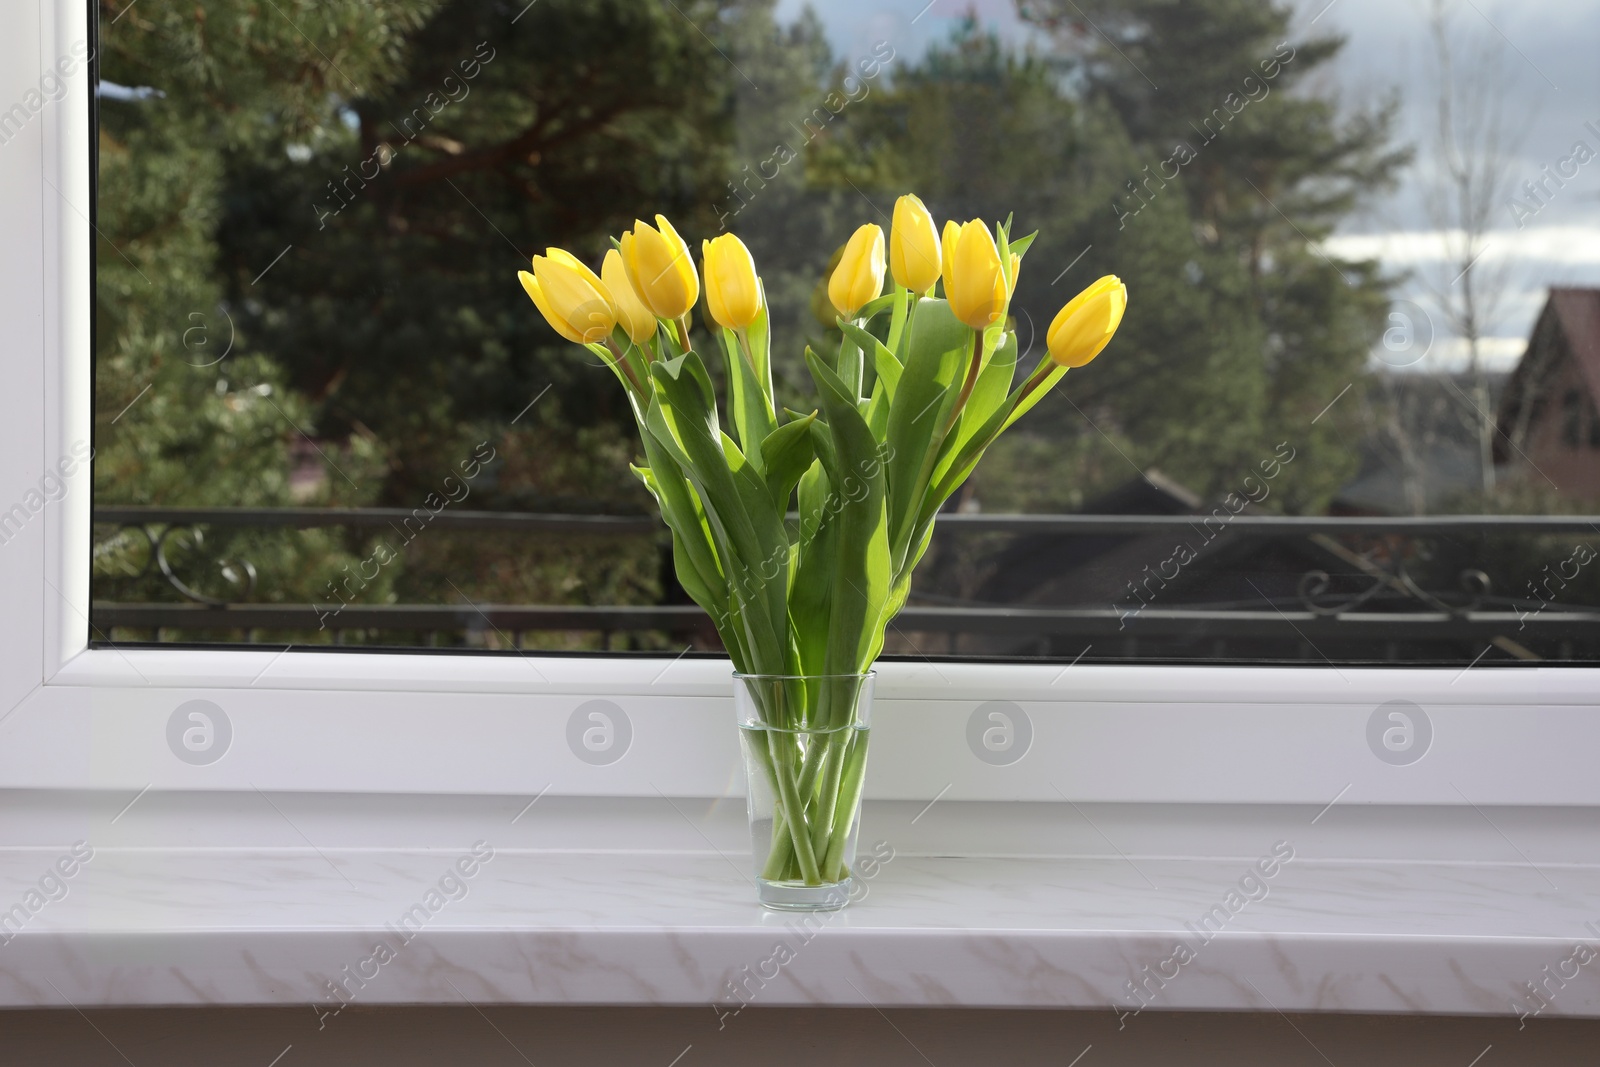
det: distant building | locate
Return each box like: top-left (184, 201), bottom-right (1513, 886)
top-left (1494, 288), bottom-right (1600, 499)
top-left (1331, 370), bottom-right (1504, 516)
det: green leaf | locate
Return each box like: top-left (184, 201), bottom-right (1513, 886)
top-left (806, 415), bottom-right (838, 479)
top-left (747, 279), bottom-right (773, 395)
top-left (805, 347), bottom-right (892, 678)
top-left (1009, 230), bottom-right (1038, 260)
top-left (839, 320), bottom-right (902, 403)
top-left (920, 357), bottom-right (1070, 530)
top-left (791, 459), bottom-right (834, 676)
top-left (586, 339), bottom-right (639, 396)
top-left (721, 432), bottom-right (790, 603)
top-left (797, 457), bottom-right (828, 552)
top-left (718, 327), bottom-right (778, 469)
top-left (631, 425), bottom-right (740, 666)
top-left (854, 291), bottom-right (898, 323)
top-left (868, 520), bottom-right (935, 665)
top-left (654, 352), bottom-right (719, 430)
top-left (648, 353), bottom-right (791, 674)
top-left (882, 297), bottom-right (970, 573)
top-left (865, 382), bottom-right (890, 442)
top-left (932, 329), bottom-right (1018, 490)
top-left (836, 329), bottom-right (864, 397)
top-left (759, 413), bottom-right (817, 513)
top-left (1000, 363), bottom-right (1067, 433)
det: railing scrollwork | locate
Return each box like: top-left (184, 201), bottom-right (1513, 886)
top-left (101, 522), bottom-right (258, 606)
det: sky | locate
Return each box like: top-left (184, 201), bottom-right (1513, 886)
top-left (1315, 0), bottom-right (1600, 371)
top-left (776, 0), bottom-right (1600, 372)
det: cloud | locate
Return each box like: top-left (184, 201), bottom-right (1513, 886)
top-left (1366, 334), bottom-right (1527, 375)
top-left (1323, 226), bottom-right (1600, 269)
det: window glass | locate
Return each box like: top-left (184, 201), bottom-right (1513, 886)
top-left (90, 0), bottom-right (1600, 664)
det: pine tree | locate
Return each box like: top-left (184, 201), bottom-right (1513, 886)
top-left (1021, 0), bottom-right (1411, 510)
top-left (94, 0), bottom-right (436, 629)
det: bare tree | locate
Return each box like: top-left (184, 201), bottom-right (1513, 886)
top-left (1420, 0), bottom-right (1523, 495)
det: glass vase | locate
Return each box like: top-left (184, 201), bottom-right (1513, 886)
top-left (734, 671), bottom-right (875, 911)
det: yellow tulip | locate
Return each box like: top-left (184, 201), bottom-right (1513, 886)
top-left (827, 223), bottom-right (886, 318)
top-left (940, 220), bottom-right (960, 295)
top-left (945, 220), bottom-right (1007, 331)
top-left (621, 215), bottom-right (699, 320)
top-left (519, 248), bottom-right (617, 344)
top-left (1048, 275), bottom-right (1127, 368)
top-left (890, 194), bottom-right (941, 293)
top-left (701, 233), bottom-right (764, 330)
top-left (602, 249), bottom-right (655, 345)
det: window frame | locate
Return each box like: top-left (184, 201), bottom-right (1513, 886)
top-left (5, 0), bottom-right (1598, 808)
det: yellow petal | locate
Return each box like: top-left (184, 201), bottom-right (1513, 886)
top-left (532, 251), bottom-right (617, 344)
top-left (545, 247), bottom-right (607, 293)
top-left (702, 233), bottom-right (763, 329)
top-left (655, 214), bottom-right (701, 310)
top-left (1047, 275), bottom-right (1127, 367)
top-left (827, 222), bottom-right (885, 318)
top-left (940, 220), bottom-right (962, 296)
top-left (891, 194), bottom-right (941, 293)
top-left (623, 218), bottom-right (696, 320)
top-left (519, 269), bottom-right (586, 344)
top-left (947, 220), bottom-right (1006, 331)
top-left (603, 249), bottom-right (656, 345)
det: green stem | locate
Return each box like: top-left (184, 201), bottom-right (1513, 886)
top-left (604, 337), bottom-right (647, 397)
top-left (766, 729), bottom-right (821, 884)
top-left (761, 802), bottom-right (794, 880)
top-left (942, 328), bottom-right (984, 435)
top-left (794, 730), bottom-right (830, 798)
top-left (752, 678), bottom-right (870, 886)
top-left (886, 285), bottom-right (910, 355)
top-left (1015, 349), bottom-right (1060, 404)
top-left (806, 733), bottom-right (848, 863)
top-left (746, 721), bottom-right (799, 880)
top-left (820, 728), bottom-right (871, 881)
top-left (838, 321), bottom-right (863, 399)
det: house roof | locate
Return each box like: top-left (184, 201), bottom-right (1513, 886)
top-left (1553, 287), bottom-right (1600, 405)
top-left (1333, 437), bottom-right (1485, 515)
top-left (1495, 288), bottom-right (1600, 457)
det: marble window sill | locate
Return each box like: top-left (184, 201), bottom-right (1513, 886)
top-left (3, 792), bottom-right (1596, 1019)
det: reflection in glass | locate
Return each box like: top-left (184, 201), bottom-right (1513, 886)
top-left (91, 0), bottom-right (1600, 663)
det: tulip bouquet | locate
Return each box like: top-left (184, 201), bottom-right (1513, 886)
top-left (519, 195), bottom-right (1125, 904)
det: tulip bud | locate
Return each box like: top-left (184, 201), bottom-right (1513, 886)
top-left (827, 223), bottom-right (886, 318)
top-left (890, 194), bottom-right (941, 293)
top-left (519, 248), bottom-right (617, 344)
top-left (701, 233), bottom-right (764, 330)
top-left (602, 249), bottom-right (656, 345)
top-left (940, 220), bottom-right (961, 296)
top-left (1047, 275), bottom-right (1127, 368)
top-left (945, 220), bottom-right (1007, 331)
top-left (621, 215), bottom-right (699, 320)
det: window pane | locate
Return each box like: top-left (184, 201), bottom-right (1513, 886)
top-left (90, 0), bottom-right (1600, 664)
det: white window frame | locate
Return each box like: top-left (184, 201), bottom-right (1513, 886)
top-left (4, 0), bottom-right (1598, 808)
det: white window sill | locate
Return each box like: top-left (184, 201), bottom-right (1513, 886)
top-left (4, 791), bottom-right (1596, 1017)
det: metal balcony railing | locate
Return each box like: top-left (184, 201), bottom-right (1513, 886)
top-left (89, 506), bottom-right (1600, 659)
